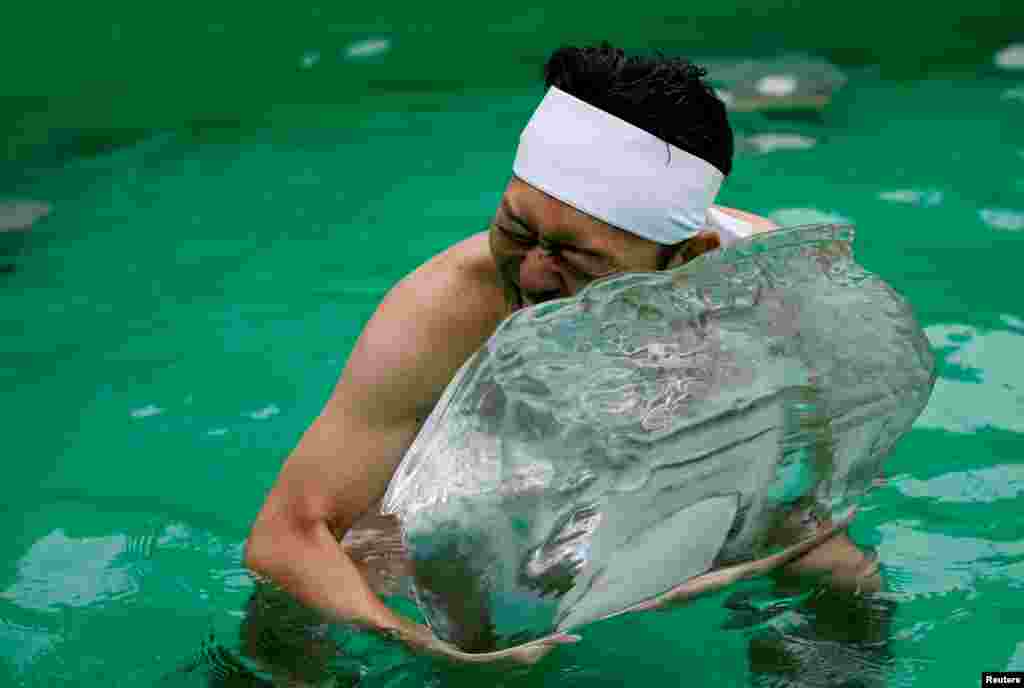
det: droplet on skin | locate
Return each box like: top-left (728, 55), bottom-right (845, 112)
top-left (343, 38), bottom-right (391, 60)
top-left (994, 44), bottom-right (1024, 70)
top-left (755, 74), bottom-right (798, 97)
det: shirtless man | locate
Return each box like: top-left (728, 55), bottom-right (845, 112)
top-left (243, 43), bottom-right (881, 675)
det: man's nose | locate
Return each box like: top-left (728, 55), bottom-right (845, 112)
top-left (519, 245), bottom-right (563, 292)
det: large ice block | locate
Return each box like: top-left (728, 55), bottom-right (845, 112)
top-left (381, 223), bottom-right (935, 651)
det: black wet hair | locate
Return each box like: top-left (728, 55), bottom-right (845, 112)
top-left (543, 41), bottom-right (733, 177)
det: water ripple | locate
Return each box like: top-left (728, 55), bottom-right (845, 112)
top-left (896, 464), bottom-right (1024, 504)
top-left (2, 530), bottom-right (141, 611)
top-left (876, 520), bottom-right (1024, 597)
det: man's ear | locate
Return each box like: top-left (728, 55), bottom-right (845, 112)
top-left (665, 230), bottom-right (721, 269)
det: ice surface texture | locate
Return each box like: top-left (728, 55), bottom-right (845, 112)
top-left (381, 223), bottom-right (935, 651)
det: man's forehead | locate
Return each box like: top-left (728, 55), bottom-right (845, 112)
top-left (502, 178), bottom-right (618, 239)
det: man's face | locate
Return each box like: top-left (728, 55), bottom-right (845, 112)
top-left (489, 177), bottom-right (664, 310)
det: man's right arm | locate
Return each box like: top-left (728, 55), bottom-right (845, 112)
top-left (243, 236), bottom-right (510, 654)
top-left (243, 313), bottom-right (430, 644)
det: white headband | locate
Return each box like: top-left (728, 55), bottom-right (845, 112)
top-left (512, 86), bottom-right (725, 245)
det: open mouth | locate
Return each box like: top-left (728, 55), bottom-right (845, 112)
top-left (505, 273), bottom-right (562, 311)
top-left (520, 289), bottom-right (562, 309)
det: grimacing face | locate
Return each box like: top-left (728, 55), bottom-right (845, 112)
top-left (489, 176), bottom-right (666, 310)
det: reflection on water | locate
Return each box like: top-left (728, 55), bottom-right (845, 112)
top-left (877, 190), bottom-right (943, 207)
top-left (344, 38), bottom-right (392, 60)
top-left (995, 44), bottom-right (1024, 70)
top-left (914, 318), bottom-right (1024, 434)
top-left (736, 133), bottom-right (817, 153)
top-left (4, 530), bottom-right (143, 610)
top-left (979, 208), bottom-right (1024, 232)
top-left (877, 521), bottom-right (1024, 598)
top-left (704, 54), bottom-right (847, 112)
top-left (1002, 87), bottom-right (1024, 103)
top-left (1, 501), bottom-right (254, 686)
top-left (0, 200), bottom-right (50, 232)
top-left (897, 464), bottom-right (1024, 504)
top-left (0, 503), bottom-right (416, 687)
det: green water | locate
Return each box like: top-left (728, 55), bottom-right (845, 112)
top-left (3, 5), bottom-right (1024, 686)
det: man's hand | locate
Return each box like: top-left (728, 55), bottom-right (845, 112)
top-left (388, 616), bottom-right (579, 667)
top-left (598, 508), bottom-right (859, 618)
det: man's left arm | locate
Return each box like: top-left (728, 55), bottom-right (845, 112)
top-left (776, 529), bottom-right (881, 594)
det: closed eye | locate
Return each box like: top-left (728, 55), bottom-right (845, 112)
top-left (497, 224), bottom-right (535, 246)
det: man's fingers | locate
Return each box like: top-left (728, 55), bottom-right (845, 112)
top-left (544, 633), bottom-right (581, 645)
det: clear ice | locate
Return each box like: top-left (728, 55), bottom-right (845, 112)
top-left (381, 223), bottom-right (936, 651)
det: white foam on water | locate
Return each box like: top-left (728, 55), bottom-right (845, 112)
top-left (130, 404), bottom-right (164, 419)
top-left (741, 133), bottom-right (817, 153)
top-left (248, 404), bottom-right (280, 420)
top-left (0, 200), bottom-right (51, 232)
top-left (206, 428), bottom-right (229, 437)
top-left (994, 43), bottom-right (1024, 70)
top-left (755, 74), bottom-right (798, 97)
top-left (914, 321), bottom-right (1024, 434)
top-left (714, 88), bottom-right (735, 107)
top-left (979, 208), bottom-right (1024, 231)
top-left (344, 38), bottom-right (391, 60)
top-left (768, 207), bottom-right (852, 226)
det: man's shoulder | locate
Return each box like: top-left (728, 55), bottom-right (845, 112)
top-left (342, 231), bottom-right (506, 419)
top-left (389, 231), bottom-right (506, 329)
